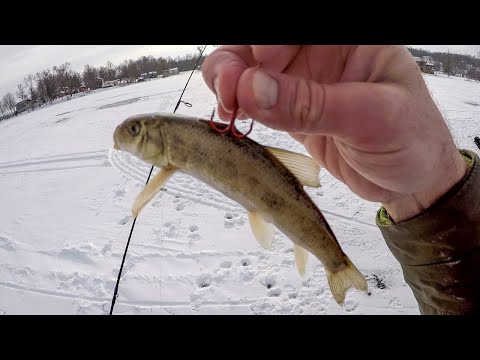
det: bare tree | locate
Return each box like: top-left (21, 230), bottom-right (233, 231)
top-left (443, 50), bottom-right (453, 76)
top-left (0, 98), bottom-right (6, 118)
top-left (16, 84), bottom-right (27, 101)
top-left (38, 70), bottom-right (57, 101)
top-left (106, 61), bottom-right (116, 80)
top-left (3, 93), bottom-right (17, 115)
top-left (197, 46), bottom-right (206, 56)
top-left (116, 61), bottom-right (127, 79)
top-left (95, 61), bottom-right (117, 82)
top-left (466, 67), bottom-right (478, 81)
top-left (97, 66), bottom-right (108, 81)
top-left (82, 64), bottom-right (98, 89)
top-left (53, 62), bottom-right (72, 89)
top-left (157, 57), bottom-right (168, 73)
top-left (127, 59), bottom-right (140, 78)
top-left (24, 74), bottom-right (38, 103)
top-left (35, 72), bottom-right (48, 103)
top-left (66, 71), bottom-right (82, 91)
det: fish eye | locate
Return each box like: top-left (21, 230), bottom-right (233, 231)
top-left (128, 122), bottom-right (141, 136)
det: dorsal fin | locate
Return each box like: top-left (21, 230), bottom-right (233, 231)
top-left (265, 146), bottom-right (321, 187)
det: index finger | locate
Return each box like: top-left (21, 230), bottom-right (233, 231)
top-left (202, 46), bottom-right (255, 115)
top-left (202, 46), bottom-right (302, 118)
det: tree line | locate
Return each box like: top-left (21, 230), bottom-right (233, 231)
top-left (0, 46), bottom-right (206, 119)
top-left (3, 46), bottom-right (478, 120)
top-left (407, 47), bottom-right (480, 80)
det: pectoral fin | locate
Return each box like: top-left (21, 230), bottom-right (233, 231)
top-left (247, 210), bottom-right (275, 251)
top-left (132, 166), bottom-right (177, 218)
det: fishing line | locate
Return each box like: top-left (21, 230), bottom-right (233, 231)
top-left (109, 45), bottom-right (209, 315)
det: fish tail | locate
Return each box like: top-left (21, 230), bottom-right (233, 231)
top-left (325, 256), bottom-right (368, 305)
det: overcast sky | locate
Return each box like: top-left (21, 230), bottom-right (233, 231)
top-left (1, 45), bottom-right (479, 100)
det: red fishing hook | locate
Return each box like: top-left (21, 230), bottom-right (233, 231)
top-left (209, 105), bottom-right (254, 138)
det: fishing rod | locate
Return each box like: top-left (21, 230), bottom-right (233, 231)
top-left (109, 45), bottom-right (209, 315)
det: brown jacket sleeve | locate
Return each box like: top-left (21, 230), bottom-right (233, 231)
top-left (376, 149), bottom-right (480, 315)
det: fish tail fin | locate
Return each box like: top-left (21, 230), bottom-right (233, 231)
top-left (325, 256), bottom-right (368, 305)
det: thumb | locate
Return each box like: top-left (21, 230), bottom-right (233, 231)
top-left (236, 68), bottom-right (400, 139)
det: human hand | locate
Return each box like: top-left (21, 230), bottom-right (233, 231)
top-left (202, 45), bottom-right (467, 222)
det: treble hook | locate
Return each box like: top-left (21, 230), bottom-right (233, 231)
top-left (209, 105), bottom-right (254, 138)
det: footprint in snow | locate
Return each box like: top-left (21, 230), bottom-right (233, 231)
top-left (224, 212), bottom-right (245, 229)
top-left (114, 188), bottom-right (126, 197)
top-left (220, 260), bottom-right (233, 269)
top-left (176, 202), bottom-right (186, 211)
top-left (240, 258), bottom-right (251, 267)
top-left (196, 274), bottom-right (211, 288)
top-left (260, 276), bottom-right (277, 289)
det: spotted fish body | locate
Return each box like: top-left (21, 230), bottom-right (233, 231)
top-left (113, 112), bottom-right (368, 305)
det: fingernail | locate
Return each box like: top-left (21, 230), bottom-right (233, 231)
top-left (213, 77), bottom-right (220, 96)
top-left (253, 70), bottom-right (278, 109)
top-left (214, 77), bottom-right (232, 113)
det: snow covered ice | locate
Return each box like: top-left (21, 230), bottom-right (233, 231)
top-left (0, 71), bottom-right (478, 315)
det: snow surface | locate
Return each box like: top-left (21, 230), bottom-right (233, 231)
top-left (0, 72), bottom-right (479, 315)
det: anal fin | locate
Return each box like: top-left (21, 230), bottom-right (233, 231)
top-left (293, 244), bottom-right (309, 277)
top-left (247, 210), bottom-right (275, 251)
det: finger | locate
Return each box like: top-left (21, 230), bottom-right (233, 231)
top-left (251, 45), bottom-right (301, 72)
top-left (215, 104), bottom-right (249, 122)
top-left (202, 46), bottom-right (255, 113)
top-left (217, 104), bottom-right (233, 121)
top-left (236, 67), bottom-right (403, 140)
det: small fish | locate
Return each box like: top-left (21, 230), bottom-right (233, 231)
top-left (113, 113), bottom-right (368, 305)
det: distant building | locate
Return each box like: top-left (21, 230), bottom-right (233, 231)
top-left (100, 79), bottom-right (120, 88)
top-left (15, 99), bottom-right (33, 114)
top-left (55, 87), bottom-right (71, 98)
top-left (413, 56), bottom-right (435, 74)
top-left (95, 77), bottom-right (104, 89)
top-left (162, 68), bottom-right (179, 78)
